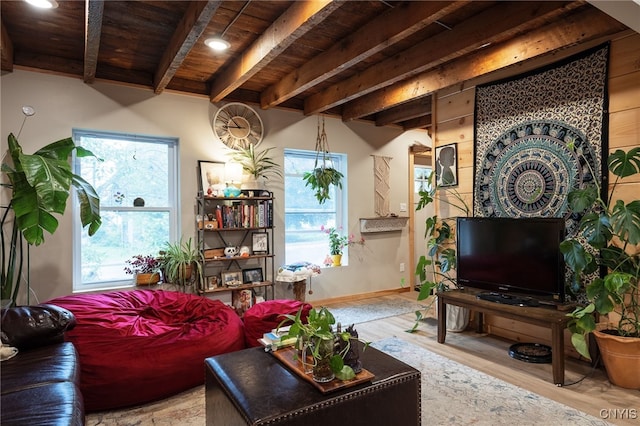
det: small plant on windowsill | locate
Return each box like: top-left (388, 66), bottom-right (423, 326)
top-left (321, 225), bottom-right (364, 266)
top-left (124, 254), bottom-right (161, 285)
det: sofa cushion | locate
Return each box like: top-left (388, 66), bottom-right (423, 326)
top-left (1, 304), bottom-right (76, 350)
top-left (0, 342), bottom-right (80, 395)
top-left (1, 381), bottom-right (84, 426)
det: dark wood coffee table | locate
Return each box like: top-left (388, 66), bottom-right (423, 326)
top-left (205, 343), bottom-right (421, 425)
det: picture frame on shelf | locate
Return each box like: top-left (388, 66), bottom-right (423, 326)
top-left (198, 160), bottom-right (225, 195)
top-left (435, 143), bottom-right (458, 187)
top-left (206, 275), bottom-right (220, 290)
top-left (252, 232), bottom-right (269, 254)
top-left (221, 270), bottom-right (243, 287)
top-left (242, 267), bottom-right (263, 283)
top-left (232, 289), bottom-right (253, 317)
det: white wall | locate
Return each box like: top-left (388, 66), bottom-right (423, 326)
top-left (1, 69), bottom-right (430, 304)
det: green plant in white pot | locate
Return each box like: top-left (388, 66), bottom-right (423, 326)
top-left (1, 107), bottom-right (101, 306)
top-left (230, 144), bottom-right (282, 189)
top-left (560, 146), bottom-right (640, 389)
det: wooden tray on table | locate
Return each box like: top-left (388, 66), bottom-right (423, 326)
top-left (270, 346), bottom-right (374, 393)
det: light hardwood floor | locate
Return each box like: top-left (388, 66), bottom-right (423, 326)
top-left (322, 292), bottom-right (639, 426)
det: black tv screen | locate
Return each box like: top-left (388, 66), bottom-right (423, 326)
top-left (456, 217), bottom-right (565, 302)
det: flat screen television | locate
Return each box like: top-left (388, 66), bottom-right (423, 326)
top-left (456, 216), bottom-right (566, 303)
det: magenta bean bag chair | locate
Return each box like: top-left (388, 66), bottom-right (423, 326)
top-left (243, 299), bottom-right (312, 347)
top-left (47, 290), bottom-right (245, 412)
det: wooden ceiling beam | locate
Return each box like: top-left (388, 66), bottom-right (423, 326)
top-left (209, 0), bottom-right (341, 103)
top-left (84, 0), bottom-right (104, 83)
top-left (259, 1), bottom-right (468, 109)
top-left (304, 1), bottom-right (582, 116)
top-left (342, 7), bottom-right (627, 120)
top-left (402, 115), bottom-right (432, 131)
top-left (153, 0), bottom-right (221, 94)
top-left (1, 18), bottom-right (13, 71)
top-left (375, 97), bottom-right (432, 127)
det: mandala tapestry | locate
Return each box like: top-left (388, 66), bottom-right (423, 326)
top-left (473, 43), bottom-right (609, 236)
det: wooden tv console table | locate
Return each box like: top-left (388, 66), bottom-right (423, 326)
top-left (437, 288), bottom-right (570, 386)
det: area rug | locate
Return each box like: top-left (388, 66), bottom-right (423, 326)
top-left (371, 337), bottom-right (608, 425)
top-left (86, 336), bottom-right (609, 426)
top-left (327, 298), bottom-right (418, 325)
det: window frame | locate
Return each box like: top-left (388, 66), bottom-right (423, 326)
top-left (71, 129), bottom-right (179, 292)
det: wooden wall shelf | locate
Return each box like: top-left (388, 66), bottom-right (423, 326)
top-left (359, 216), bottom-right (408, 233)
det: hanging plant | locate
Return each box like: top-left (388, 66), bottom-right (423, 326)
top-left (302, 116), bottom-right (343, 204)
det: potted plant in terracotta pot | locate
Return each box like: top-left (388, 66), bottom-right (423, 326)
top-left (560, 147), bottom-right (640, 389)
top-left (124, 254), bottom-right (161, 286)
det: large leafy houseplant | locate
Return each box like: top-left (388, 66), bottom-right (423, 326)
top-left (1, 107), bottom-right (101, 306)
top-left (408, 172), bottom-right (469, 333)
top-left (560, 147), bottom-right (640, 366)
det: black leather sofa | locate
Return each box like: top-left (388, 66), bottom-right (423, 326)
top-left (1, 304), bottom-right (84, 425)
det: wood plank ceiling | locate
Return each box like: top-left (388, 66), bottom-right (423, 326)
top-left (0, 1), bottom-right (631, 131)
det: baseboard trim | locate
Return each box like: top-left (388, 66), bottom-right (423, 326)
top-left (311, 287), bottom-right (410, 306)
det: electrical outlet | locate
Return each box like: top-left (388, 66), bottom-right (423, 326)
top-left (399, 203), bottom-right (407, 212)
top-left (399, 262), bottom-right (405, 272)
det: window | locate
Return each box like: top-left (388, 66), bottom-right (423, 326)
top-left (414, 165), bottom-right (433, 193)
top-left (283, 149), bottom-right (347, 266)
top-left (72, 130), bottom-right (178, 291)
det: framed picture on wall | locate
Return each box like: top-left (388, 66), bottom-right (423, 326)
top-left (435, 143), bottom-right (458, 187)
top-left (198, 160), bottom-right (225, 195)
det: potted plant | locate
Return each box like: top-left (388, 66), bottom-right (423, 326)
top-left (229, 144), bottom-right (282, 189)
top-left (1, 106), bottom-right (102, 306)
top-left (408, 172), bottom-right (470, 333)
top-left (124, 254), bottom-right (161, 285)
top-left (302, 116), bottom-right (343, 204)
top-left (560, 146), bottom-right (640, 389)
top-left (158, 237), bottom-right (204, 289)
top-left (278, 306), bottom-right (369, 382)
top-left (321, 225), bottom-right (364, 266)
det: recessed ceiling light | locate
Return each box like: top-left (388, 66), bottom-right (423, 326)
top-left (205, 37), bottom-right (230, 52)
top-left (25, 0), bottom-right (58, 9)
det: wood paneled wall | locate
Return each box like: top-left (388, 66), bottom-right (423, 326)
top-left (431, 31), bottom-right (640, 358)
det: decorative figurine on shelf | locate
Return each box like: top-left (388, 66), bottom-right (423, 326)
top-left (224, 246), bottom-right (239, 258)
